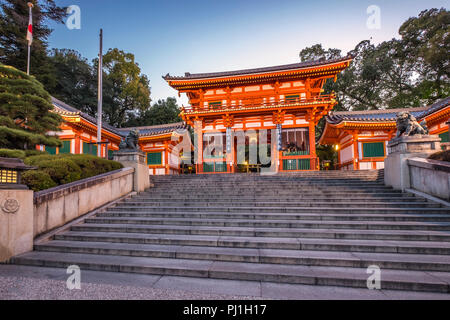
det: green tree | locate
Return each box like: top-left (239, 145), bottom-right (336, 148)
top-left (301, 9), bottom-right (449, 113)
top-left (124, 97), bottom-right (181, 127)
top-left (299, 44), bottom-right (342, 62)
top-left (99, 48), bottom-right (151, 127)
top-left (0, 0), bottom-right (66, 90)
top-left (399, 8), bottom-right (450, 102)
top-left (0, 63), bottom-right (62, 149)
top-left (48, 49), bottom-right (97, 116)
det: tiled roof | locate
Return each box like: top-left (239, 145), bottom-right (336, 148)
top-left (418, 96), bottom-right (450, 118)
top-left (117, 122), bottom-right (188, 137)
top-left (325, 97), bottom-right (450, 125)
top-left (51, 97), bottom-right (188, 139)
top-left (51, 97), bottom-right (125, 137)
top-left (326, 107), bottom-right (427, 124)
top-left (163, 55), bottom-right (354, 81)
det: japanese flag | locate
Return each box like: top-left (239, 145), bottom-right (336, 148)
top-left (26, 8), bottom-right (32, 45)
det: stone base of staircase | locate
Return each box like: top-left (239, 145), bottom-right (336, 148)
top-left (10, 170), bottom-right (450, 295)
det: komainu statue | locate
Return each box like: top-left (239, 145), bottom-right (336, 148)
top-left (119, 129), bottom-right (139, 150)
top-left (395, 111), bottom-right (429, 138)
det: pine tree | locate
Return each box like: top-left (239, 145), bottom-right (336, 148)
top-left (0, 63), bottom-right (62, 149)
top-left (0, 0), bottom-right (66, 90)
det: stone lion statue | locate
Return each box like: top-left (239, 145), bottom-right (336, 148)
top-left (395, 111), bottom-right (429, 138)
top-left (119, 129), bottom-right (139, 150)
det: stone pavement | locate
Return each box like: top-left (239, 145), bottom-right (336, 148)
top-left (0, 265), bottom-right (449, 300)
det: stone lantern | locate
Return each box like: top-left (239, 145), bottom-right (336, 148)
top-left (0, 157), bottom-right (35, 190)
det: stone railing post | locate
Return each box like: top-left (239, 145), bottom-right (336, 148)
top-left (113, 150), bottom-right (151, 193)
top-left (384, 135), bottom-right (441, 191)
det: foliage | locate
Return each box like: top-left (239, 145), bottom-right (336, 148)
top-left (37, 158), bottom-right (82, 185)
top-left (399, 8), bottom-right (450, 103)
top-left (0, 0), bottom-right (67, 89)
top-left (316, 144), bottom-right (338, 170)
top-left (300, 8), bottom-right (449, 113)
top-left (428, 150), bottom-right (450, 162)
top-left (0, 148), bottom-right (26, 159)
top-left (22, 153), bottom-right (123, 191)
top-left (99, 48), bottom-right (151, 127)
top-left (123, 97), bottom-right (181, 127)
top-left (0, 64), bottom-right (62, 149)
top-left (0, 148), bottom-right (47, 159)
top-left (22, 170), bottom-right (57, 191)
top-left (47, 49), bottom-right (97, 116)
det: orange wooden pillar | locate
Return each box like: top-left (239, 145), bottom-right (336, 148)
top-left (308, 118), bottom-right (317, 171)
top-left (164, 142), bottom-right (169, 175)
top-left (194, 120), bottom-right (203, 173)
top-left (74, 131), bottom-right (81, 154)
top-left (352, 132), bottom-right (359, 170)
top-left (226, 129), bottom-right (234, 173)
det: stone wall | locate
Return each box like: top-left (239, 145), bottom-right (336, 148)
top-left (408, 158), bottom-right (450, 202)
top-left (33, 167), bottom-right (134, 237)
top-left (0, 189), bottom-right (33, 262)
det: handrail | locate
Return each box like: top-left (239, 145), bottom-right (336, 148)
top-left (182, 94), bottom-right (336, 114)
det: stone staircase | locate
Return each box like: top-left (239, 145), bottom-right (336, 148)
top-left (11, 170), bottom-right (450, 293)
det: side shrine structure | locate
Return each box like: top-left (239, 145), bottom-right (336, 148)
top-left (164, 56), bottom-right (354, 173)
top-left (39, 97), bottom-right (186, 175)
top-left (319, 97), bottom-right (450, 170)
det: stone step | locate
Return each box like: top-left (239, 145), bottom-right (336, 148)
top-left (70, 223), bottom-right (450, 241)
top-left (11, 251), bottom-right (450, 293)
top-left (134, 193), bottom-right (416, 200)
top-left (34, 240), bottom-right (450, 272)
top-left (152, 183), bottom-right (392, 192)
top-left (98, 211), bottom-right (450, 222)
top-left (55, 231), bottom-right (450, 255)
top-left (130, 195), bottom-right (420, 202)
top-left (143, 190), bottom-right (405, 196)
top-left (150, 182), bottom-right (385, 187)
top-left (106, 206), bottom-right (450, 214)
top-left (116, 201), bottom-right (440, 208)
top-left (86, 216), bottom-right (450, 231)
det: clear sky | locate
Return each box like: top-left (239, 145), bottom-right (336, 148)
top-left (48, 0), bottom-right (449, 106)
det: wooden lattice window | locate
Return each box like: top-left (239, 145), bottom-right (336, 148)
top-left (363, 142), bottom-right (385, 158)
top-left (59, 140), bottom-right (71, 154)
top-left (147, 152), bottom-right (162, 165)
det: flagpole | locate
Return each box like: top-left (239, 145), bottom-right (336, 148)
top-left (26, 2), bottom-right (33, 75)
top-left (97, 29), bottom-right (103, 158)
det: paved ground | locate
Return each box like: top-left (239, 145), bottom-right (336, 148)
top-left (1, 265), bottom-right (449, 300)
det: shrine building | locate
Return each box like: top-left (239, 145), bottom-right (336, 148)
top-left (39, 97), bottom-right (186, 175)
top-left (319, 97), bottom-right (450, 170)
top-left (164, 55), bottom-right (354, 173)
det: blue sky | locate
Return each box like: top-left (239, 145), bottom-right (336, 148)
top-left (48, 0), bottom-right (449, 106)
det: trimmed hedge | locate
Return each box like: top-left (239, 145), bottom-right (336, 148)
top-left (22, 170), bottom-right (58, 192)
top-left (429, 150), bottom-right (450, 162)
top-left (0, 153), bottom-right (125, 192)
top-left (37, 158), bottom-right (82, 185)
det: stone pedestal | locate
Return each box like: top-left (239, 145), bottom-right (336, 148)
top-left (384, 135), bottom-right (441, 191)
top-left (0, 189), bottom-right (34, 262)
top-left (113, 150), bottom-right (151, 193)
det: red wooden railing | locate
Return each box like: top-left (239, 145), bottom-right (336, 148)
top-left (182, 94), bottom-right (335, 114)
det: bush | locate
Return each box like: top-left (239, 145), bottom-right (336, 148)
top-left (24, 150), bottom-right (48, 157)
top-left (0, 149), bottom-right (26, 159)
top-left (21, 153), bottom-right (123, 191)
top-left (38, 158), bottom-right (82, 185)
top-left (22, 170), bottom-right (57, 192)
top-left (428, 150), bottom-right (450, 162)
top-left (24, 154), bottom-right (57, 166)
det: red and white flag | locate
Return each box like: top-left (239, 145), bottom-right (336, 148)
top-left (26, 5), bottom-right (33, 45)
